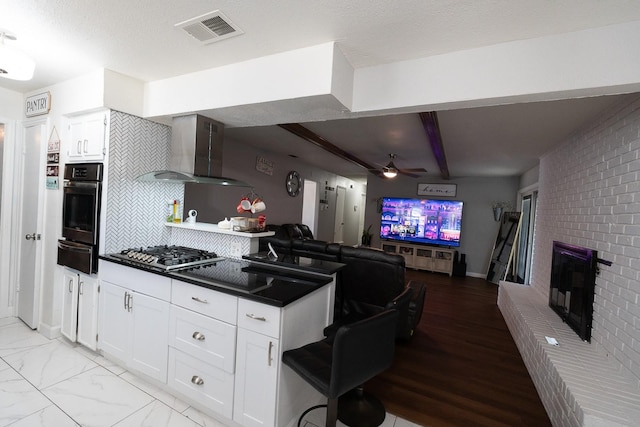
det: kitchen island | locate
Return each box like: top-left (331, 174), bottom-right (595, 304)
top-left (97, 254), bottom-right (342, 427)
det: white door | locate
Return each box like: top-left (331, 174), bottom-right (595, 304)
top-left (301, 179), bottom-right (318, 236)
top-left (16, 121), bottom-right (46, 328)
top-left (333, 186), bottom-right (346, 243)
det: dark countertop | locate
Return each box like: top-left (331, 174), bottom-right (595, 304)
top-left (99, 254), bottom-right (334, 307)
top-left (242, 252), bottom-right (345, 276)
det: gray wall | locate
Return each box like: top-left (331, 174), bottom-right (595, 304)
top-left (184, 135), bottom-right (366, 245)
top-left (364, 174), bottom-right (520, 276)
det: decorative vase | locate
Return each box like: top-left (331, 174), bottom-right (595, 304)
top-left (493, 207), bottom-right (503, 221)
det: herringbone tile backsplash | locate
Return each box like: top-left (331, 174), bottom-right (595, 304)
top-left (104, 110), bottom-right (182, 253)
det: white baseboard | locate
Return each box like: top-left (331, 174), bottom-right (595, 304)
top-left (38, 322), bottom-right (61, 339)
top-left (467, 271), bottom-right (486, 278)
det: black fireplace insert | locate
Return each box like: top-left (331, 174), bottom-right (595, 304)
top-left (549, 241), bottom-right (598, 342)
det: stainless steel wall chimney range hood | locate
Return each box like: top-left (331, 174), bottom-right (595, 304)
top-left (137, 114), bottom-right (250, 187)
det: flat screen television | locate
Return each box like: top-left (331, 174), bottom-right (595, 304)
top-left (549, 241), bottom-right (597, 342)
top-left (380, 197), bottom-right (463, 247)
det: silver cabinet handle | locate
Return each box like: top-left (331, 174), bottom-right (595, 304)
top-left (79, 281), bottom-right (84, 296)
top-left (83, 139), bottom-right (88, 153)
top-left (123, 291), bottom-right (128, 310)
top-left (191, 296), bottom-right (208, 304)
top-left (192, 331), bottom-right (205, 341)
top-left (268, 341), bottom-right (273, 367)
top-left (127, 293), bottom-right (133, 312)
top-left (246, 313), bottom-right (266, 321)
top-left (191, 375), bottom-right (204, 385)
top-left (77, 140), bottom-right (82, 154)
top-left (68, 279), bottom-right (73, 293)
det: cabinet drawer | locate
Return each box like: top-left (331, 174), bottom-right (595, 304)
top-left (237, 299), bottom-right (281, 339)
top-left (171, 280), bottom-right (237, 325)
top-left (169, 306), bottom-right (236, 373)
top-left (99, 261), bottom-right (171, 301)
top-left (168, 348), bottom-right (234, 419)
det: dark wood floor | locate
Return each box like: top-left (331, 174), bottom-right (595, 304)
top-left (365, 270), bottom-right (552, 427)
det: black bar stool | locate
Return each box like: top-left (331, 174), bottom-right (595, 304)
top-left (282, 309), bottom-right (398, 427)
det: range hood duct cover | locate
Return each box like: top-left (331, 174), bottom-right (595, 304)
top-left (136, 114), bottom-right (250, 187)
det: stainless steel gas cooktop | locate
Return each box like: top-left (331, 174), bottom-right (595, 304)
top-left (110, 245), bottom-right (225, 271)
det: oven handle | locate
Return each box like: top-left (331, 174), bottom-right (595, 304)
top-left (58, 241), bottom-right (93, 253)
top-left (64, 180), bottom-right (101, 188)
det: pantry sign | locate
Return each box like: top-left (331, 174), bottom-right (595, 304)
top-left (25, 92), bottom-right (51, 117)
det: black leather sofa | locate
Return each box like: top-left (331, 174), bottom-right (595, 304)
top-left (260, 224), bottom-right (426, 340)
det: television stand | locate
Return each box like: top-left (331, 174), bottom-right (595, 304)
top-left (381, 242), bottom-right (454, 276)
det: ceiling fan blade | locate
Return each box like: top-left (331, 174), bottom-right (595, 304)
top-left (398, 169), bottom-right (421, 178)
top-left (401, 168), bottom-right (428, 173)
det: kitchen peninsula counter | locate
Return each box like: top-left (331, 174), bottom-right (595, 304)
top-left (97, 253), bottom-right (334, 427)
top-left (242, 251), bottom-right (346, 276)
top-left (99, 254), bottom-right (333, 307)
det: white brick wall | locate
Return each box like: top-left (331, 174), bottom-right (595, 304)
top-left (534, 95), bottom-right (640, 384)
top-left (499, 95), bottom-right (640, 426)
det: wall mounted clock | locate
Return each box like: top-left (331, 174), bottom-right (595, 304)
top-left (285, 170), bottom-right (301, 197)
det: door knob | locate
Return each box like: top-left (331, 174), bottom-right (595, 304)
top-left (25, 233), bottom-right (41, 240)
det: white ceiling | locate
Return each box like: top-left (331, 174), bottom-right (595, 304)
top-left (2, 1), bottom-right (640, 181)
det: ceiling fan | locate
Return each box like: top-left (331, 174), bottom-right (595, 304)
top-left (376, 154), bottom-right (427, 179)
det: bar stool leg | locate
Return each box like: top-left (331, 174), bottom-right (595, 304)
top-left (337, 386), bottom-right (386, 427)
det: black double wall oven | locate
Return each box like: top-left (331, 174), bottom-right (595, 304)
top-left (57, 163), bottom-right (103, 274)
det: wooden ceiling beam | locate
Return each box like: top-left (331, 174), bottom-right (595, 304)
top-left (419, 112), bottom-right (450, 180)
top-left (278, 123), bottom-right (383, 177)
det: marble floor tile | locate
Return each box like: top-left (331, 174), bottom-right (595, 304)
top-left (113, 400), bottom-right (199, 427)
top-left (120, 371), bottom-right (190, 413)
top-left (394, 417), bottom-right (425, 427)
top-left (4, 340), bottom-right (98, 389)
top-left (42, 366), bottom-right (154, 427)
top-left (181, 406), bottom-right (230, 427)
top-left (70, 343), bottom-right (127, 375)
top-left (0, 357), bottom-right (9, 372)
top-left (0, 322), bottom-right (51, 357)
top-left (0, 317), bottom-right (20, 327)
top-left (8, 404), bottom-right (79, 427)
top-left (0, 368), bottom-right (52, 426)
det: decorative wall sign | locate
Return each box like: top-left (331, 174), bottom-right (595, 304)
top-left (47, 126), bottom-right (60, 152)
top-left (255, 156), bottom-right (274, 176)
top-left (25, 92), bottom-right (51, 117)
top-left (46, 165), bottom-right (59, 177)
top-left (417, 183), bottom-right (457, 197)
top-left (46, 125), bottom-right (60, 189)
top-left (46, 177), bottom-right (59, 189)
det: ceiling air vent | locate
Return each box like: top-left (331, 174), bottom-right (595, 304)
top-left (175, 10), bottom-right (243, 44)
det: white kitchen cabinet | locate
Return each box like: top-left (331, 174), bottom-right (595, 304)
top-left (98, 281), bottom-right (129, 361)
top-left (68, 111), bottom-right (107, 162)
top-left (234, 327), bottom-right (279, 427)
top-left (61, 268), bottom-right (99, 350)
top-left (168, 284), bottom-right (237, 419)
top-left (98, 261), bottom-right (171, 383)
top-left (99, 280), bottom-right (170, 382)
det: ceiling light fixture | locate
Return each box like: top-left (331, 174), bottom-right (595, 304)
top-left (383, 154), bottom-right (398, 178)
top-left (0, 31), bottom-right (35, 81)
